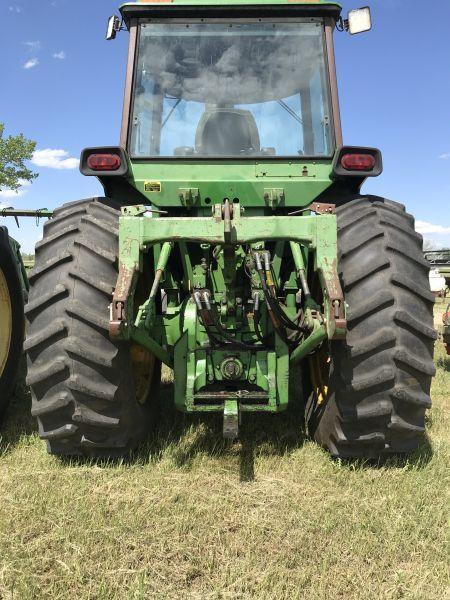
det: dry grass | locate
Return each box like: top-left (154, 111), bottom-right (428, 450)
top-left (0, 305), bottom-right (448, 599)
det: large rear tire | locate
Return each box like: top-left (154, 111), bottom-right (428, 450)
top-left (0, 227), bottom-right (25, 421)
top-left (306, 196), bottom-right (436, 458)
top-left (25, 198), bottom-right (160, 457)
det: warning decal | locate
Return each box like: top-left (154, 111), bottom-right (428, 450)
top-left (144, 181), bottom-right (162, 193)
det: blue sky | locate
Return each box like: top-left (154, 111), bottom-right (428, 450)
top-left (1, 0), bottom-right (449, 252)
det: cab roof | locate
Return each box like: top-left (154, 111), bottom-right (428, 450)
top-left (119, 1), bottom-right (343, 24)
top-left (121, 0), bottom-right (341, 4)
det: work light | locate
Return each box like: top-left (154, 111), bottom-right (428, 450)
top-left (347, 7), bottom-right (372, 35)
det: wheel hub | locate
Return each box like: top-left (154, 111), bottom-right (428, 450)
top-left (130, 344), bottom-right (156, 404)
top-left (309, 345), bottom-right (330, 406)
top-left (0, 267), bottom-right (12, 379)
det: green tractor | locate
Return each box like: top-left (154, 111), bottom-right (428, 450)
top-left (0, 210), bottom-right (50, 421)
top-left (425, 249), bottom-right (450, 296)
top-left (0, 228), bottom-right (26, 420)
top-left (25, 1), bottom-right (436, 459)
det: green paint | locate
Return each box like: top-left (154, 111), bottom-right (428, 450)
top-left (105, 1), bottom-right (349, 433)
top-left (290, 322), bottom-right (327, 366)
top-left (128, 160), bottom-right (335, 209)
top-left (116, 202), bottom-right (342, 421)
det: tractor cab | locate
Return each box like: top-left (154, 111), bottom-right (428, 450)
top-left (82, 1), bottom-right (377, 210)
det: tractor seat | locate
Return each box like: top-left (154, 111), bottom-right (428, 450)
top-left (195, 108), bottom-right (260, 156)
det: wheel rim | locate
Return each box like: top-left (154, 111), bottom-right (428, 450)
top-left (131, 344), bottom-right (156, 404)
top-left (0, 266), bottom-right (13, 379)
top-left (309, 345), bottom-right (330, 406)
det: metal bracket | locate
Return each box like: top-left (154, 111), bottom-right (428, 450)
top-left (311, 202), bottom-right (335, 215)
top-left (179, 188), bottom-right (199, 207)
top-left (319, 261), bottom-right (347, 340)
top-left (223, 399), bottom-right (240, 439)
top-left (288, 202), bottom-right (336, 216)
top-left (222, 198), bottom-right (234, 244)
top-left (264, 188), bottom-right (285, 210)
top-left (109, 264), bottom-right (136, 340)
top-left (121, 205), bottom-right (168, 217)
top-left (121, 205), bottom-right (148, 217)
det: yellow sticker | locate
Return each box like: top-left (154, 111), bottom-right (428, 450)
top-left (144, 181), bottom-right (161, 193)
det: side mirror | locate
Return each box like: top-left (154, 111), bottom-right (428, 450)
top-left (106, 15), bottom-right (121, 41)
top-left (347, 6), bottom-right (372, 35)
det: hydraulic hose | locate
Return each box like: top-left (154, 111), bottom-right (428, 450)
top-left (194, 290), bottom-right (264, 351)
top-left (255, 251), bottom-right (306, 336)
top-left (253, 253), bottom-right (293, 346)
top-left (289, 241), bottom-right (312, 303)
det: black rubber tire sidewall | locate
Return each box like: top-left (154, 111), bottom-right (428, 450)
top-left (306, 196), bottom-right (435, 458)
top-left (26, 198), bottom-right (161, 457)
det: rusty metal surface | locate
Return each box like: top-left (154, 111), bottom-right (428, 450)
top-left (288, 202), bottom-right (336, 216)
top-left (320, 257), bottom-right (347, 340)
top-left (195, 390), bottom-right (269, 401)
top-left (311, 202), bottom-right (335, 215)
top-left (109, 263), bottom-right (136, 341)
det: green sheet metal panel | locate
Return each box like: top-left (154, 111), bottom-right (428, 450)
top-left (128, 159), bottom-right (335, 208)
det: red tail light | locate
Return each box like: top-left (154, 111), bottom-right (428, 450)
top-left (87, 153), bottom-right (121, 171)
top-left (341, 153), bottom-right (376, 171)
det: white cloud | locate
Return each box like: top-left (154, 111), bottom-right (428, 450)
top-left (416, 221), bottom-right (450, 236)
top-left (24, 40), bottom-right (41, 51)
top-left (439, 153), bottom-right (450, 160)
top-left (0, 179), bottom-right (31, 199)
top-left (32, 149), bottom-right (79, 170)
top-left (9, 5), bottom-right (22, 13)
top-left (53, 50), bottom-right (66, 60)
top-left (23, 58), bottom-right (39, 69)
top-left (0, 190), bottom-right (26, 198)
top-left (0, 189), bottom-right (26, 199)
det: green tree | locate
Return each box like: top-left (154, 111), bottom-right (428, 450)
top-left (0, 123), bottom-right (38, 192)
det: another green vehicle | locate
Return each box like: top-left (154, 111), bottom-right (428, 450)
top-left (0, 228), bottom-right (28, 419)
top-left (425, 250), bottom-right (450, 294)
top-left (0, 210), bottom-right (50, 421)
top-left (25, 1), bottom-right (436, 459)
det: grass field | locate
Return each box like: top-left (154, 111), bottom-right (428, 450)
top-left (0, 304), bottom-right (448, 599)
